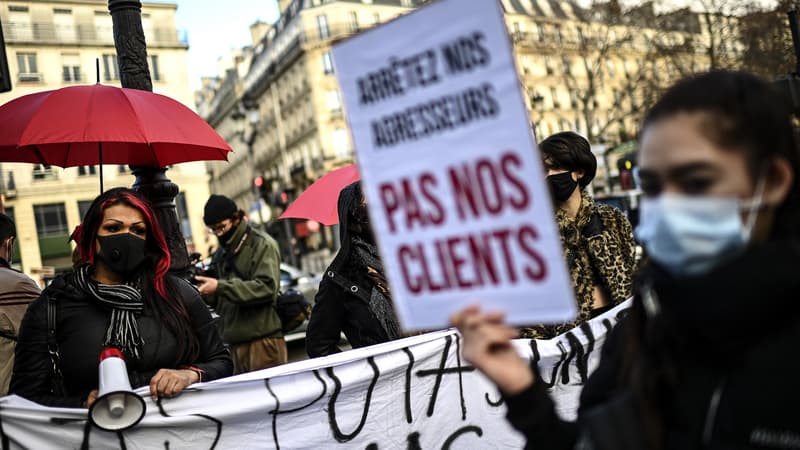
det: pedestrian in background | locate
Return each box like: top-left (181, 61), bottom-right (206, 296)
top-left (521, 131), bottom-right (636, 339)
top-left (306, 182), bottom-right (401, 357)
top-left (452, 70), bottom-right (800, 449)
top-left (11, 188), bottom-right (231, 407)
top-left (0, 213), bottom-right (41, 396)
top-left (196, 194), bottom-right (286, 373)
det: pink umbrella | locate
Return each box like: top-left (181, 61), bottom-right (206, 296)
top-left (279, 164), bottom-right (360, 225)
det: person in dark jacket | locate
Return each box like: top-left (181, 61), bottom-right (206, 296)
top-left (306, 181), bottom-right (401, 357)
top-left (452, 71), bottom-right (800, 449)
top-left (195, 194), bottom-right (285, 373)
top-left (522, 132), bottom-right (636, 339)
top-left (11, 188), bottom-right (232, 408)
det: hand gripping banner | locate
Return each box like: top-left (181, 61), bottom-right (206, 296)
top-left (0, 301), bottom-right (630, 449)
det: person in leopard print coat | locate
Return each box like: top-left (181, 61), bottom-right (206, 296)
top-left (521, 132), bottom-right (636, 339)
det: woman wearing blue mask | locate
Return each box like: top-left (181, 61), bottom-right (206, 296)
top-left (451, 70), bottom-right (800, 449)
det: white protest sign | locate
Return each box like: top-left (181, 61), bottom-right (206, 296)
top-left (332, 0), bottom-right (576, 330)
top-left (0, 301), bottom-right (629, 448)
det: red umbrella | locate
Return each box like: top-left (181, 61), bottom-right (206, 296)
top-left (0, 84), bottom-right (232, 191)
top-left (279, 164), bottom-right (360, 225)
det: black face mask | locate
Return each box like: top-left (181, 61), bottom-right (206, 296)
top-left (97, 233), bottom-right (147, 276)
top-left (218, 221), bottom-right (238, 245)
top-left (547, 172), bottom-right (579, 204)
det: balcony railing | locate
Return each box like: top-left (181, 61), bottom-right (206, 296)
top-left (1, 21), bottom-right (187, 47)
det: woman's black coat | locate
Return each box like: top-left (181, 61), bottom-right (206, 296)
top-left (305, 183), bottom-right (398, 357)
top-left (10, 274), bottom-right (232, 407)
top-left (505, 240), bottom-right (800, 450)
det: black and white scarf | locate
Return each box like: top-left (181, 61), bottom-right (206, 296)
top-left (74, 265), bottom-right (144, 360)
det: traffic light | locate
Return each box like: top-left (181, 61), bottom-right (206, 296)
top-left (616, 152), bottom-right (637, 191)
top-left (0, 21), bottom-right (12, 93)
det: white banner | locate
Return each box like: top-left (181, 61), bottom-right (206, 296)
top-left (332, 0), bottom-right (575, 330)
top-left (0, 301), bottom-right (629, 449)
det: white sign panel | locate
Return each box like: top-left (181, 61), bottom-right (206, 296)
top-left (0, 302), bottom-right (629, 449)
top-left (332, 0), bottom-right (576, 330)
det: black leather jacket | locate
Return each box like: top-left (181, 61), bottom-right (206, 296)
top-left (10, 273), bottom-right (232, 407)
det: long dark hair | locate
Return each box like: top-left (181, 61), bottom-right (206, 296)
top-left (74, 187), bottom-right (200, 364)
top-left (624, 71), bottom-right (800, 448)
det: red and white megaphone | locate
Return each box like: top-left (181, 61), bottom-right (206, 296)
top-left (89, 348), bottom-right (146, 431)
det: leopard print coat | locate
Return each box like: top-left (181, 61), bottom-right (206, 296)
top-left (521, 191), bottom-right (636, 339)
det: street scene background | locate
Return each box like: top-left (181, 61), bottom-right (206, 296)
top-left (0, 0), bottom-right (794, 361)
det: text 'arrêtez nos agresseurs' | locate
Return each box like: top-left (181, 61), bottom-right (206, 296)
top-left (355, 32), bottom-right (501, 150)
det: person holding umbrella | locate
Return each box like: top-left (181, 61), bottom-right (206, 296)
top-left (10, 188), bottom-right (232, 407)
top-left (451, 71), bottom-right (800, 448)
top-left (195, 195), bottom-right (286, 373)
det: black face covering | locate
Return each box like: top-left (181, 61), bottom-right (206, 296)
top-left (547, 172), bottom-right (579, 204)
top-left (218, 223), bottom-right (237, 245)
top-left (96, 233), bottom-right (147, 276)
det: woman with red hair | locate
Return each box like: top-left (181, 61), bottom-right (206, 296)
top-left (11, 187), bottom-right (232, 407)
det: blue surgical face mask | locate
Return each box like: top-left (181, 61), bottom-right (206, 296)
top-left (635, 175), bottom-right (765, 277)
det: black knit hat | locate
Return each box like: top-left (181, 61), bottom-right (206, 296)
top-left (203, 194), bottom-right (238, 225)
top-left (0, 213), bottom-right (15, 240)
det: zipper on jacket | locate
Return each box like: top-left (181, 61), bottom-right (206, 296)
top-left (702, 377), bottom-right (726, 446)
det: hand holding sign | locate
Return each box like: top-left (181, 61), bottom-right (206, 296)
top-left (333, 0), bottom-right (576, 330)
top-left (450, 305), bottom-right (534, 396)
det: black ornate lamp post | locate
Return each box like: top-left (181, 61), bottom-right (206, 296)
top-left (108, 0), bottom-right (190, 274)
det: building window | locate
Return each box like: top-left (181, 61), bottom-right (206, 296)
top-left (62, 53), bottom-right (81, 82)
top-left (118, 165), bottom-right (128, 173)
top-left (32, 164), bottom-right (54, 180)
top-left (550, 87), bottom-right (560, 109)
top-left (175, 192), bottom-right (192, 239)
top-left (606, 59), bottom-right (616, 78)
top-left (544, 55), bottom-right (553, 75)
top-left (326, 90), bottom-right (342, 112)
top-left (34, 203), bottom-right (68, 237)
top-left (316, 15), bottom-right (330, 40)
top-left (349, 11), bottom-right (359, 32)
top-left (77, 165), bottom-right (96, 176)
top-left (322, 51), bottom-right (334, 74)
top-left (95, 13), bottom-right (113, 43)
top-left (373, 13), bottom-right (380, 24)
top-left (332, 128), bottom-right (350, 158)
top-left (78, 200), bottom-right (93, 220)
top-left (8, 5), bottom-right (28, 12)
top-left (16, 52), bottom-right (39, 81)
top-left (54, 8), bottom-right (77, 42)
top-left (554, 25), bottom-right (563, 44)
top-left (149, 55), bottom-right (160, 81)
top-left (536, 23), bottom-right (545, 42)
top-left (561, 56), bottom-right (571, 75)
top-left (103, 54), bottom-right (119, 81)
top-left (512, 22), bottom-right (521, 38)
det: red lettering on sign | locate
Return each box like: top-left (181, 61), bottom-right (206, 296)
top-left (500, 153), bottom-right (530, 210)
top-left (519, 224), bottom-right (547, 282)
top-left (379, 183), bottom-right (400, 233)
